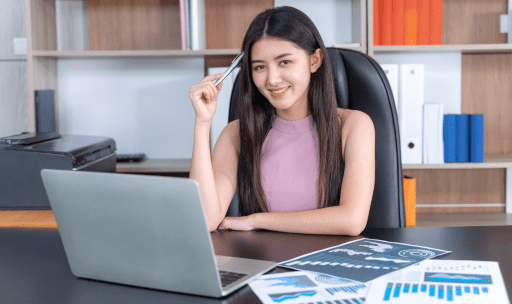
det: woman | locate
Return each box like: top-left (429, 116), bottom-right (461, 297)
top-left (189, 6), bottom-right (375, 236)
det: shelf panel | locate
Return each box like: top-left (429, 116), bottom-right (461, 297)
top-left (118, 155), bottom-right (512, 173)
top-left (374, 44), bottom-right (512, 53)
top-left (31, 49), bottom-right (242, 59)
top-left (116, 158), bottom-right (191, 174)
top-left (31, 45), bottom-right (365, 59)
top-left (403, 154), bottom-right (512, 169)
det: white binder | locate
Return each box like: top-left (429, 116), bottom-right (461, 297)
top-left (400, 64), bottom-right (424, 164)
top-left (380, 64), bottom-right (399, 118)
top-left (422, 103), bottom-right (445, 164)
top-left (207, 67), bottom-right (240, 154)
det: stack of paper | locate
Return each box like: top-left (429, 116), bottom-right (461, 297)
top-left (250, 239), bottom-right (510, 304)
top-left (422, 103), bottom-right (444, 164)
top-left (365, 260), bottom-right (510, 304)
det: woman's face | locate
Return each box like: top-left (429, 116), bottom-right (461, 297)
top-left (250, 38), bottom-right (322, 121)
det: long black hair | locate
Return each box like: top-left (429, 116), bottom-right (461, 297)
top-left (237, 6), bottom-right (344, 215)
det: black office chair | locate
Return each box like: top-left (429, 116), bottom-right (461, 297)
top-left (226, 48), bottom-right (406, 229)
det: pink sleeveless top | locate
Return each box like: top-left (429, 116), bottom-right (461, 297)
top-left (261, 115), bottom-right (320, 212)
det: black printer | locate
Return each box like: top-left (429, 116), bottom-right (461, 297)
top-left (0, 132), bottom-right (117, 209)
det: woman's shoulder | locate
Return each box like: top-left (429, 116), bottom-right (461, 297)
top-left (337, 108), bottom-right (374, 134)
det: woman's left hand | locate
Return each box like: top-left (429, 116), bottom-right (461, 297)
top-left (218, 215), bottom-right (258, 231)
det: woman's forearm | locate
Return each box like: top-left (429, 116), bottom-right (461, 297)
top-left (189, 121), bottom-right (222, 231)
top-left (252, 205), bottom-right (368, 236)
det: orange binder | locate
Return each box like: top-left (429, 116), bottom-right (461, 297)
top-left (374, 0), bottom-right (380, 45)
top-left (403, 176), bottom-right (416, 227)
top-left (404, 0), bottom-right (418, 45)
top-left (417, 0), bottom-right (430, 45)
top-left (430, 0), bottom-right (443, 44)
top-left (382, 0), bottom-right (392, 45)
top-left (392, 0), bottom-right (405, 45)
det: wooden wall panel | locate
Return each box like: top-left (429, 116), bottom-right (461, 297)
top-left (205, 0), bottom-right (273, 49)
top-left (404, 169), bottom-right (506, 213)
top-left (462, 53), bottom-right (512, 154)
top-left (88, 0), bottom-right (181, 50)
top-left (443, 0), bottom-right (507, 45)
top-left (204, 55), bottom-right (238, 76)
top-left (30, 0), bottom-right (57, 50)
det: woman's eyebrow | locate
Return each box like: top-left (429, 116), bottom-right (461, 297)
top-left (251, 53), bottom-right (292, 64)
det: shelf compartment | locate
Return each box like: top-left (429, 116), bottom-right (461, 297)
top-left (403, 154), bottom-right (512, 169)
top-left (374, 44), bottom-right (512, 54)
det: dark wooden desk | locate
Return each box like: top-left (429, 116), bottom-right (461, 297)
top-left (1, 226), bottom-right (511, 303)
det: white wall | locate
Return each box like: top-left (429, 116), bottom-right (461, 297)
top-left (57, 57), bottom-right (205, 158)
top-left (274, 0), bottom-right (353, 46)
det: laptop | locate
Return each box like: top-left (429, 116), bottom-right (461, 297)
top-left (40, 169), bottom-right (276, 298)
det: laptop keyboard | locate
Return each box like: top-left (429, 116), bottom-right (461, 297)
top-left (219, 270), bottom-right (248, 287)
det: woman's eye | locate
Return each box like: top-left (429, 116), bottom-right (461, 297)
top-left (280, 60), bottom-right (290, 65)
top-left (254, 65), bottom-right (264, 71)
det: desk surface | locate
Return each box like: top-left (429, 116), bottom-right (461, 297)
top-left (1, 226), bottom-right (511, 303)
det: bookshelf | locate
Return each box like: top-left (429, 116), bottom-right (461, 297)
top-left (368, 0), bottom-right (512, 214)
top-left (24, 0), bottom-right (366, 154)
top-left (23, 0), bottom-right (511, 214)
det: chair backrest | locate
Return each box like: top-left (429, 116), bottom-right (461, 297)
top-left (227, 48), bottom-right (406, 229)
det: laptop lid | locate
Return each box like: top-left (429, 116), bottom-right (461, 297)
top-left (41, 169), bottom-right (226, 297)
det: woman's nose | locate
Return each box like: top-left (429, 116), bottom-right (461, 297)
top-left (267, 66), bottom-right (282, 86)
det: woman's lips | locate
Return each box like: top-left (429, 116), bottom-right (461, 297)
top-left (270, 86), bottom-right (290, 97)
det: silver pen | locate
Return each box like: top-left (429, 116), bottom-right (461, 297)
top-left (213, 52), bottom-right (244, 87)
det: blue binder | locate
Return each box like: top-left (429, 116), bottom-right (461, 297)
top-left (443, 114), bottom-right (457, 162)
top-left (456, 114), bottom-right (469, 162)
top-left (470, 114), bottom-right (484, 162)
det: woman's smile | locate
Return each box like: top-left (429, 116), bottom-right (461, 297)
top-left (270, 86), bottom-right (290, 97)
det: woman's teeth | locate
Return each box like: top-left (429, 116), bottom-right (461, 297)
top-left (272, 87), bottom-right (288, 93)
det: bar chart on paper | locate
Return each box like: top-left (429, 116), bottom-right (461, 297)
top-left (381, 281), bottom-right (492, 302)
top-left (364, 260), bottom-right (511, 304)
top-left (249, 271), bottom-right (369, 304)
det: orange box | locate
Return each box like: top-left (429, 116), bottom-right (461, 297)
top-left (403, 176), bottom-right (416, 227)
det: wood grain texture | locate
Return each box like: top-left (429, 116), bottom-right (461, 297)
top-left (404, 168), bottom-right (506, 213)
top-left (205, 0), bottom-right (273, 49)
top-left (443, 0), bottom-right (508, 45)
top-left (204, 54), bottom-right (239, 77)
top-left (462, 53), bottom-right (512, 154)
top-left (88, 0), bottom-right (181, 50)
top-left (0, 211), bottom-right (57, 228)
top-left (30, 0), bottom-right (57, 51)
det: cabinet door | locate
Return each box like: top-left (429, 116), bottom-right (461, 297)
top-left (0, 61), bottom-right (29, 138)
top-left (0, 0), bottom-right (26, 60)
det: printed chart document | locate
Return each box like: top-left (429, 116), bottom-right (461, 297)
top-left (277, 238), bottom-right (450, 283)
top-left (249, 271), bottom-right (368, 304)
top-left (365, 260), bottom-right (510, 304)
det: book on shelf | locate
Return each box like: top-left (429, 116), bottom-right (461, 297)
top-left (392, 0), bottom-right (405, 45)
top-left (422, 103), bottom-right (444, 164)
top-left (404, 0), bottom-right (418, 45)
top-left (443, 114), bottom-right (484, 163)
top-left (374, 0), bottom-right (443, 46)
top-left (469, 114), bottom-right (484, 162)
top-left (180, 0), bottom-right (206, 50)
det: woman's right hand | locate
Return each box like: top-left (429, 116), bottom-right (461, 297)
top-left (189, 72), bottom-right (224, 125)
